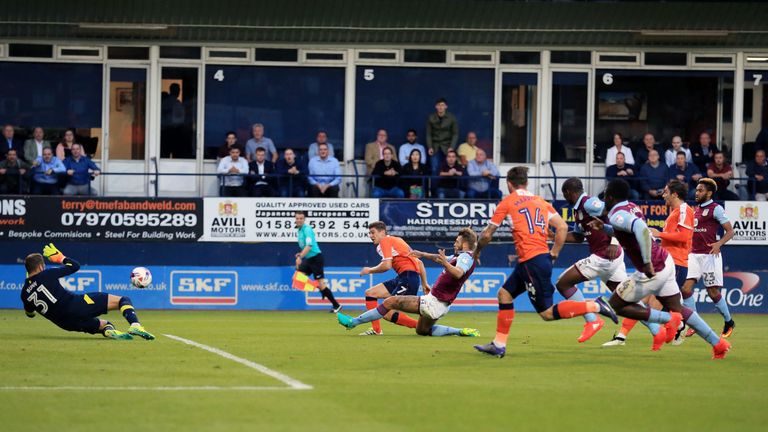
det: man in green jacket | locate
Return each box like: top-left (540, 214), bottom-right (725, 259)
top-left (426, 98), bottom-right (459, 176)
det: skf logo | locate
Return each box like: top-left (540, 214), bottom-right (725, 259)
top-left (59, 270), bottom-right (101, 292)
top-left (170, 271), bottom-right (238, 305)
top-left (219, 201), bottom-right (238, 216)
top-left (454, 272), bottom-right (505, 306)
top-left (740, 204), bottom-right (758, 220)
top-left (306, 271), bottom-right (371, 306)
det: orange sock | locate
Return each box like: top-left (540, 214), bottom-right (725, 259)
top-left (389, 312), bottom-right (418, 329)
top-left (366, 297), bottom-right (382, 333)
top-left (553, 300), bottom-right (597, 319)
top-left (620, 319), bottom-right (638, 337)
top-left (493, 307), bottom-right (515, 347)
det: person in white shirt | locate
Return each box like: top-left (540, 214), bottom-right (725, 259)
top-left (217, 146), bottom-right (249, 196)
top-left (604, 132), bottom-right (635, 166)
top-left (664, 135), bottom-right (693, 167)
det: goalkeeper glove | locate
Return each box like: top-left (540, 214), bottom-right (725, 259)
top-left (43, 243), bottom-right (66, 264)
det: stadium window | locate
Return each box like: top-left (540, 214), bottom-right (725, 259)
top-left (403, 49), bottom-right (446, 64)
top-left (160, 46), bottom-right (202, 60)
top-left (499, 51), bottom-right (540, 65)
top-left (8, 43), bottom-right (53, 58)
top-left (500, 72), bottom-right (538, 164)
top-left (108, 68), bottom-right (147, 161)
top-left (644, 52), bottom-right (687, 66)
top-left (550, 51), bottom-right (591, 65)
top-left (254, 48), bottom-right (298, 62)
top-left (160, 67), bottom-right (198, 159)
top-left (107, 46), bottom-right (150, 60)
top-left (550, 72), bottom-right (588, 163)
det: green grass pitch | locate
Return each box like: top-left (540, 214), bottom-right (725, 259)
top-left (1, 310), bottom-right (765, 432)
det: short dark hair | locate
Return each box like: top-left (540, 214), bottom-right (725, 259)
top-left (666, 179), bottom-right (688, 199)
top-left (225, 131), bottom-right (236, 137)
top-left (369, 221), bottom-right (387, 232)
top-left (446, 149), bottom-right (457, 156)
top-left (436, 98), bottom-right (447, 105)
top-left (561, 177), bottom-right (584, 195)
top-left (507, 166), bottom-right (529, 188)
top-left (295, 211), bottom-right (306, 217)
top-left (25, 253), bottom-right (44, 274)
top-left (406, 129), bottom-right (417, 135)
top-left (676, 151), bottom-right (687, 157)
top-left (255, 147), bottom-right (266, 153)
top-left (605, 179), bottom-right (631, 202)
top-left (318, 142), bottom-right (328, 149)
top-left (382, 147), bottom-right (394, 155)
top-left (229, 146), bottom-right (240, 153)
top-left (409, 148), bottom-right (422, 158)
top-left (616, 151), bottom-right (625, 157)
top-left (458, 227), bottom-right (477, 250)
top-left (713, 150), bottom-right (724, 158)
top-left (698, 177), bottom-right (718, 193)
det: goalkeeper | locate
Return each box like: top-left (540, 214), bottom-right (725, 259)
top-left (21, 243), bottom-right (154, 340)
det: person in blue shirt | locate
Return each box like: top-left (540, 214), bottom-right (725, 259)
top-left (398, 129), bottom-right (426, 166)
top-left (294, 211), bottom-right (342, 313)
top-left (307, 131), bottom-right (335, 160)
top-left (63, 143), bottom-right (100, 195)
top-left (308, 143), bottom-right (341, 197)
top-left (32, 147), bottom-right (65, 195)
top-left (245, 123), bottom-right (278, 163)
top-left (639, 149), bottom-right (669, 199)
top-left (466, 148), bottom-right (501, 199)
top-left (668, 151), bottom-right (702, 199)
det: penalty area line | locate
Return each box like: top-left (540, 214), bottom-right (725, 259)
top-left (163, 333), bottom-right (313, 390)
top-left (0, 386), bottom-right (297, 391)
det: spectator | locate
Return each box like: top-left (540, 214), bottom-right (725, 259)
top-left (216, 146), bottom-right (249, 197)
top-left (307, 131), bottom-right (335, 160)
top-left (436, 149), bottom-right (466, 199)
top-left (398, 129), bottom-right (426, 166)
top-left (275, 148), bottom-right (306, 198)
top-left (400, 148), bottom-right (429, 199)
top-left (664, 135), bottom-right (692, 167)
top-left (245, 123), bottom-right (277, 163)
top-left (1, 124), bottom-right (21, 160)
top-left (457, 131), bottom-right (480, 166)
top-left (371, 147), bottom-right (404, 198)
top-left (62, 143), bottom-right (100, 196)
top-left (364, 129), bottom-right (396, 175)
top-left (605, 132), bottom-right (635, 167)
top-left (308, 143), bottom-right (340, 198)
top-left (56, 129), bottom-right (78, 161)
top-left (426, 98), bottom-right (459, 174)
top-left (466, 148), bottom-right (501, 199)
top-left (0, 149), bottom-right (30, 194)
top-left (669, 151), bottom-right (702, 199)
top-left (23, 126), bottom-right (51, 164)
top-left (606, 152), bottom-right (639, 200)
top-left (746, 149), bottom-right (768, 201)
top-left (635, 133), bottom-right (663, 167)
top-left (706, 150), bottom-right (739, 201)
top-left (691, 131), bottom-right (718, 174)
top-left (217, 131), bottom-right (242, 159)
top-left (639, 149), bottom-right (669, 199)
top-left (248, 147), bottom-right (275, 197)
top-left (32, 147), bottom-right (65, 195)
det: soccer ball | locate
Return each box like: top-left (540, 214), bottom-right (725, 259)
top-left (130, 267), bottom-right (152, 288)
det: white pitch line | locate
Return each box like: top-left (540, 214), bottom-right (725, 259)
top-left (163, 333), bottom-right (313, 390)
top-left (0, 386), bottom-right (295, 391)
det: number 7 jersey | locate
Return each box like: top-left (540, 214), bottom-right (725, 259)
top-left (490, 188), bottom-right (558, 263)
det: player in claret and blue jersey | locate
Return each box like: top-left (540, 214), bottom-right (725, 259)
top-left (21, 243), bottom-right (154, 340)
top-left (591, 179), bottom-right (730, 359)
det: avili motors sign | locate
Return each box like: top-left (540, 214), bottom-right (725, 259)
top-left (725, 201), bottom-right (768, 245)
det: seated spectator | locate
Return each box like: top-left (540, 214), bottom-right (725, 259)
top-left (706, 150), bottom-right (739, 201)
top-left (217, 131), bottom-right (243, 159)
top-left (457, 131), bottom-right (480, 166)
top-left (606, 152), bottom-right (639, 200)
top-left (605, 132), bottom-right (635, 166)
top-left (62, 143), bottom-right (100, 196)
top-left (639, 149), bottom-right (669, 199)
top-left (216, 146), bottom-right (249, 197)
top-left (436, 149), bottom-right (466, 199)
top-left (746, 149), bottom-right (768, 201)
top-left (400, 149), bottom-right (429, 199)
top-left (398, 129), bottom-right (426, 166)
top-left (371, 147), bottom-right (404, 198)
top-left (308, 143), bottom-right (340, 197)
top-left (32, 147), bottom-right (65, 195)
top-left (0, 149), bottom-right (30, 194)
top-left (56, 129), bottom-right (78, 161)
top-left (466, 148), bottom-right (501, 199)
top-left (1, 124), bottom-right (21, 161)
top-left (307, 131), bottom-right (335, 160)
top-left (245, 123), bottom-right (278, 163)
top-left (691, 131), bottom-right (718, 174)
top-left (669, 151), bottom-right (702, 199)
top-left (664, 135), bottom-right (692, 167)
top-left (275, 148), bottom-right (306, 197)
top-left (635, 133), bottom-right (663, 167)
top-left (248, 148), bottom-right (275, 197)
top-left (23, 126), bottom-right (51, 164)
top-left (365, 129), bottom-right (396, 175)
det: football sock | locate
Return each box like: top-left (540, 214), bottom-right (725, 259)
top-left (321, 288), bottom-right (340, 309)
top-left (118, 297), bottom-right (139, 325)
top-left (388, 311), bottom-right (418, 329)
top-left (682, 291), bottom-right (697, 311)
top-left (365, 297), bottom-right (382, 334)
top-left (551, 300), bottom-right (598, 320)
top-left (685, 310), bottom-right (720, 346)
top-left (563, 288), bottom-right (598, 323)
top-left (430, 325), bottom-right (461, 337)
top-left (646, 309), bottom-right (671, 324)
top-left (351, 304), bottom-right (389, 327)
top-left (711, 292), bottom-right (732, 322)
top-left (639, 320), bottom-right (661, 336)
top-left (619, 319), bottom-right (638, 337)
top-left (493, 303), bottom-right (515, 348)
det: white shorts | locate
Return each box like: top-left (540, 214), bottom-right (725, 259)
top-left (419, 293), bottom-right (451, 320)
top-left (686, 253), bottom-right (724, 287)
top-left (571, 253), bottom-right (627, 284)
top-left (615, 255), bottom-right (680, 303)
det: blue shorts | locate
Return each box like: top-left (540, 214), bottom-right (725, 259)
top-left (501, 253), bottom-right (555, 313)
top-left (382, 271), bottom-right (420, 296)
top-left (675, 265), bottom-right (687, 288)
top-left (53, 292), bottom-right (109, 334)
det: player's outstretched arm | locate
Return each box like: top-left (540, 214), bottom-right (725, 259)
top-left (474, 224), bottom-right (497, 261)
top-left (416, 258), bottom-right (430, 293)
top-left (361, 259), bottom-right (392, 275)
top-left (42, 243), bottom-right (80, 277)
top-left (549, 214), bottom-right (568, 261)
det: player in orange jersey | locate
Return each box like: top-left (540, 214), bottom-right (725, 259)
top-left (356, 221), bottom-right (429, 335)
top-left (473, 167), bottom-right (618, 358)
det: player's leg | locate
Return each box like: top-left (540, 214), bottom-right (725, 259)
top-left (702, 254), bottom-right (734, 337)
top-left (555, 261), bottom-right (600, 327)
top-left (105, 294), bottom-right (155, 340)
top-left (362, 283), bottom-right (390, 335)
top-left (337, 295), bottom-right (418, 329)
top-left (608, 263), bottom-right (681, 335)
top-left (415, 294), bottom-right (478, 337)
top-left (656, 292), bottom-right (731, 359)
top-left (384, 272), bottom-right (422, 329)
top-left (682, 254), bottom-right (702, 311)
top-left (307, 254), bottom-right (341, 313)
top-left (474, 266), bottom-right (523, 358)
